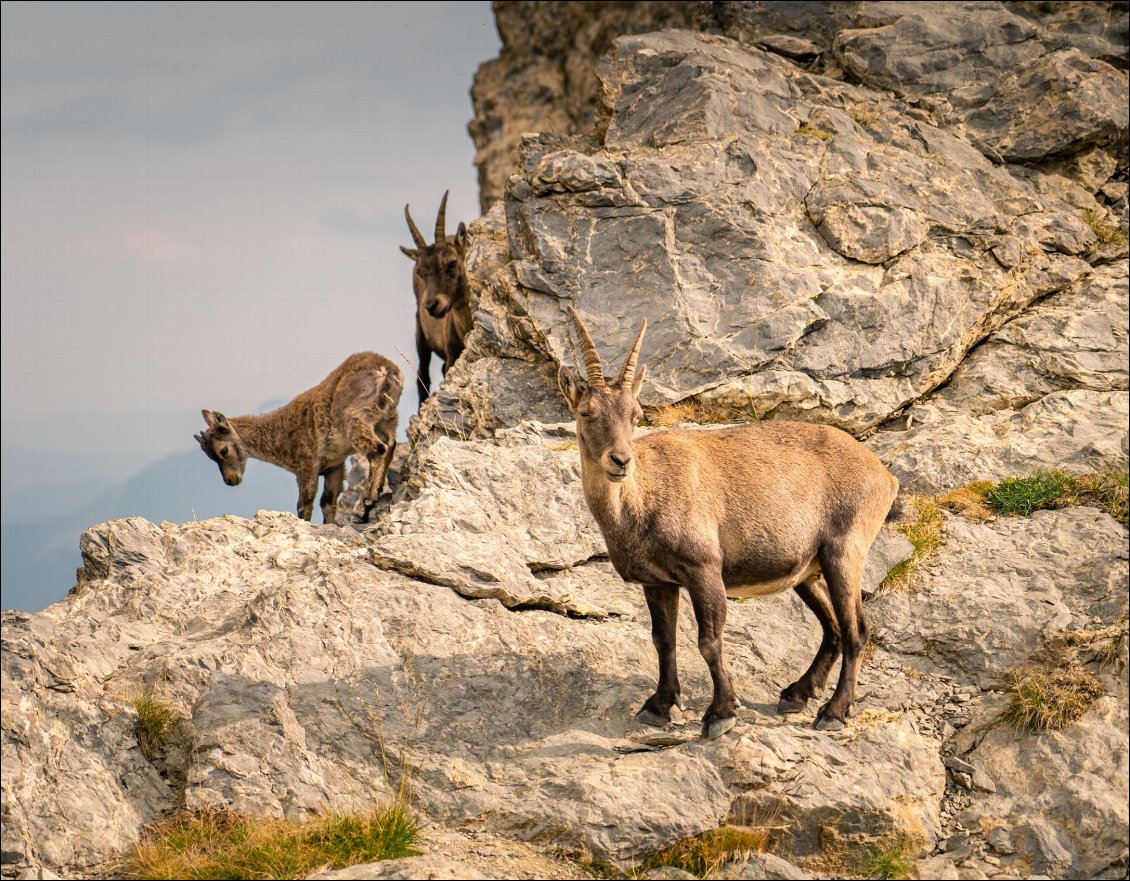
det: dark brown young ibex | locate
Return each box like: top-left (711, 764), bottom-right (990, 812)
top-left (196, 352), bottom-right (403, 524)
top-left (400, 190), bottom-right (472, 407)
top-left (558, 307), bottom-right (900, 737)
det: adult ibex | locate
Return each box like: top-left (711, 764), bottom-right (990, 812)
top-left (558, 307), bottom-right (900, 737)
top-left (400, 190), bottom-right (471, 407)
top-left (196, 352), bottom-right (402, 523)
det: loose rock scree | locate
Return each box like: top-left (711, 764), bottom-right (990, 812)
top-left (558, 307), bottom-right (901, 736)
top-left (196, 352), bottom-right (402, 523)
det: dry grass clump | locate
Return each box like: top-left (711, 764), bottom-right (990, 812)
top-left (1084, 208), bottom-right (1129, 246)
top-left (1001, 665), bottom-right (1104, 733)
top-left (1066, 467), bottom-right (1129, 526)
top-left (850, 106), bottom-right (882, 126)
top-left (637, 826), bottom-right (769, 878)
top-left (122, 805), bottom-right (420, 880)
top-left (880, 497), bottom-right (944, 592)
top-left (132, 692), bottom-right (176, 760)
top-left (795, 122), bottom-right (834, 140)
top-left (937, 481), bottom-right (995, 522)
top-left (644, 398), bottom-right (761, 427)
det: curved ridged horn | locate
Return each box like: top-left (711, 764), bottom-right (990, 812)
top-left (404, 204), bottom-right (426, 249)
top-left (618, 319), bottom-right (648, 385)
top-left (434, 190), bottom-right (449, 243)
top-left (566, 305), bottom-right (605, 387)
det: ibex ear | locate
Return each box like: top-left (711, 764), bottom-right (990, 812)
top-left (558, 365), bottom-right (583, 412)
top-left (632, 364), bottom-right (647, 398)
top-left (454, 222), bottom-right (468, 253)
top-left (399, 245), bottom-right (418, 260)
top-left (209, 411), bottom-right (231, 433)
top-left (202, 409), bottom-right (218, 428)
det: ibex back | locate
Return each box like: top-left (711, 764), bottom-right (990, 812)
top-left (196, 352), bottom-right (402, 523)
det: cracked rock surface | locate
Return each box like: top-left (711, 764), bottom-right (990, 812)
top-left (5, 4), bottom-right (1130, 880)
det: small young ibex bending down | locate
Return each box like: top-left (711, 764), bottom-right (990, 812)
top-left (196, 352), bottom-right (403, 524)
top-left (558, 308), bottom-right (900, 737)
top-left (400, 190), bottom-right (471, 407)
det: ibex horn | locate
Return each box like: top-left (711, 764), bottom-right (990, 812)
top-left (566, 305), bottom-right (605, 387)
top-left (618, 318), bottom-right (648, 385)
top-left (404, 204), bottom-right (426, 249)
top-left (434, 190), bottom-right (449, 243)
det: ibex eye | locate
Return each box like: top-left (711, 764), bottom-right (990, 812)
top-left (220, 447), bottom-right (229, 457)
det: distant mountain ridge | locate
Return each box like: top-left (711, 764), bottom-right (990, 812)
top-left (1, 447), bottom-right (297, 611)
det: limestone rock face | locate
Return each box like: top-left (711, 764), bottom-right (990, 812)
top-left (1, 491), bottom-right (930, 875)
top-left (444, 27), bottom-right (1105, 444)
top-left (869, 262), bottom-right (1129, 493)
top-left (869, 508), bottom-right (1129, 687)
top-left (470, 1), bottom-right (708, 209)
top-left (472, 2), bottom-right (1129, 205)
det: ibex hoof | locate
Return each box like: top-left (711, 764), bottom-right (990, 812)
top-left (813, 714), bottom-right (845, 732)
top-left (701, 715), bottom-right (736, 739)
top-left (776, 696), bottom-right (807, 715)
top-left (636, 707), bottom-right (671, 728)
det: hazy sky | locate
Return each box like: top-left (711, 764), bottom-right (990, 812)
top-left (1, 1), bottom-right (500, 436)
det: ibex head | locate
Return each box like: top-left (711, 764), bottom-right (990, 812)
top-left (195, 410), bottom-right (248, 486)
top-left (558, 306), bottom-right (647, 482)
top-left (400, 190), bottom-right (468, 319)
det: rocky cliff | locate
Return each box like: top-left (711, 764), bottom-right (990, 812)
top-left (4, 3), bottom-right (1129, 880)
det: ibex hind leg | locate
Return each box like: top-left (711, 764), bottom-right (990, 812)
top-left (637, 585), bottom-right (682, 727)
top-left (778, 575), bottom-right (841, 715)
top-left (813, 545), bottom-right (868, 731)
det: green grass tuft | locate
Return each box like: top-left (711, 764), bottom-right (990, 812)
top-left (881, 497), bottom-right (944, 592)
top-left (1084, 209), bottom-right (1129, 247)
top-left (985, 467), bottom-right (1128, 525)
top-left (123, 805), bottom-right (421, 880)
top-left (132, 693), bottom-right (175, 760)
top-left (986, 470), bottom-right (1074, 516)
top-left (855, 839), bottom-right (914, 880)
top-left (1001, 665), bottom-right (1103, 733)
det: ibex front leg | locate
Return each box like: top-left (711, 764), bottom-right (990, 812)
top-left (415, 326), bottom-right (433, 407)
top-left (637, 584), bottom-right (681, 727)
top-left (296, 468), bottom-right (319, 522)
top-left (688, 566), bottom-right (738, 739)
top-left (320, 465), bottom-right (344, 525)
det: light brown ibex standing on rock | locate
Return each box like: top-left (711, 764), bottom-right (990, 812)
top-left (558, 307), bottom-right (901, 737)
top-left (400, 190), bottom-right (472, 408)
top-left (196, 352), bottom-right (403, 524)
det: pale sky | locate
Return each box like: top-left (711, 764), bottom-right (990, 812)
top-left (1, 1), bottom-right (500, 435)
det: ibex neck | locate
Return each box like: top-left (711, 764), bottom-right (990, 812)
top-left (230, 409), bottom-right (299, 472)
top-left (579, 449), bottom-right (638, 529)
